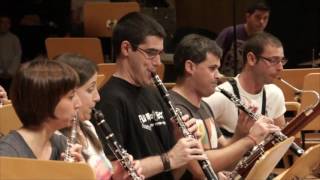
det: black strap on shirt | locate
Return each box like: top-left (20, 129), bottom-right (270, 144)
top-left (228, 78), bottom-right (266, 115)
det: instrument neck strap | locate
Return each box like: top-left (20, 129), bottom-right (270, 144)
top-left (228, 78), bottom-right (266, 115)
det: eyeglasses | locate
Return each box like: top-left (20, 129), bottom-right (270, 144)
top-left (258, 55), bottom-right (288, 66)
top-left (136, 47), bottom-right (164, 60)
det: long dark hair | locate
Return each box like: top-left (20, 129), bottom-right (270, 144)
top-left (55, 53), bottom-right (102, 152)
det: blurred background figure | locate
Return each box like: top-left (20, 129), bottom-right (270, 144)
top-left (0, 15), bottom-right (22, 93)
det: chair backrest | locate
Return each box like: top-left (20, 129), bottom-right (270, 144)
top-left (300, 73), bottom-right (320, 130)
top-left (246, 137), bottom-right (295, 180)
top-left (97, 63), bottom-right (117, 83)
top-left (275, 144), bottom-right (320, 180)
top-left (45, 37), bottom-right (104, 64)
top-left (0, 104), bottom-right (22, 135)
top-left (96, 74), bottom-right (107, 90)
top-left (274, 68), bottom-right (320, 102)
top-left (83, 2), bottom-right (140, 37)
top-left (0, 157), bottom-right (96, 180)
top-left (97, 63), bottom-right (165, 83)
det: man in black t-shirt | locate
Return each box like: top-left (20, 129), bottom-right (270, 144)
top-left (170, 34), bottom-right (280, 178)
top-left (96, 12), bottom-right (207, 180)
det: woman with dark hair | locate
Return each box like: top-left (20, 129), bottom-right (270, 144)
top-left (55, 53), bottom-right (142, 180)
top-left (0, 58), bottom-right (83, 162)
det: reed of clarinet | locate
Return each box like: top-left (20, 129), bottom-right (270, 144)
top-left (64, 114), bottom-right (78, 162)
top-left (91, 108), bottom-right (143, 180)
top-left (152, 72), bottom-right (219, 180)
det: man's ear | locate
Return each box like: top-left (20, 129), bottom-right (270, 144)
top-left (185, 59), bottom-right (195, 75)
top-left (120, 40), bottom-right (131, 57)
top-left (247, 52), bottom-right (257, 66)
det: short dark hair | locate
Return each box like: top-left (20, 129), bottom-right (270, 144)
top-left (246, 1), bottom-right (270, 14)
top-left (112, 12), bottom-right (166, 58)
top-left (174, 34), bottom-right (222, 79)
top-left (54, 53), bottom-right (98, 86)
top-left (242, 32), bottom-right (283, 64)
top-left (10, 58), bottom-right (79, 128)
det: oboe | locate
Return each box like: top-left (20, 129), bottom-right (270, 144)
top-left (64, 113), bottom-right (78, 162)
top-left (91, 108), bottom-right (143, 180)
top-left (152, 72), bottom-right (219, 180)
top-left (217, 88), bottom-right (305, 178)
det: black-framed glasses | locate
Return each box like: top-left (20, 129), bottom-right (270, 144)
top-left (136, 47), bottom-right (164, 60)
top-left (258, 55), bottom-right (288, 66)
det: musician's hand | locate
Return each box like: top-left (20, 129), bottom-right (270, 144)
top-left (234, 100), bottom-right (258, 138)
top-left (0, 85), bottom-right (8, 105)
top-left (112, 155), bottom-right (145, 180)
top-left (184, 117), bottom-right (202, 139)
top-left (168, 137), bottom-right (207, 169)
top-left (248, 116), bottom-right (281, 145)
top-left (218, 171), bottom-right (231, 180)
top-left (61, 144), bottom-right (85, 163)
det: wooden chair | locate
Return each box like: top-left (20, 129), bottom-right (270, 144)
top-left (96, 74), bottom-right (107, 90)
top-left (299, 73), bottom-right (320, 148)
top-left (245, 137), bottom-right (295, 180)
top-left (45, 37), bottom-right (104, 64)
top-left (97, 63), bottom-right (117, 83)
top-left (284, 101), bottom-right (301, 122)
top-left (97, 63), bottom-right (165, 83)
top-left (0, 104), bottom-right (22, 136)
top-left (0, 157), bottom-right (95, 180)
top-left (83, 2), bottom-right (140, 37)
top-left (274, 144), bottom-right (320, 180)
top-left (274, 68), bottom-right (320, 102)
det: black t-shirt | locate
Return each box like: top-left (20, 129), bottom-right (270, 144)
top-left (96, 76), bottom-right (175, 180)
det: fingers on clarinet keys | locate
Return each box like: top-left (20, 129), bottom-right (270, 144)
top-left (168, 137), bottom-right (206, 169)
top-left (62, 144), bottom-right (85, 163)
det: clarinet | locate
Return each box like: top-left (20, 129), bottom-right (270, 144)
top-left (152, 72), bottom-right (219, 180)
top-left (64, 113), bottom-right (78, 162)
top-left (91, 108), bottom-right (143, 180)
top-left (217, 88), bottom-right (305, 178)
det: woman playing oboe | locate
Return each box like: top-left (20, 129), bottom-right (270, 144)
top-left (0, 59), bottom-right (84, 162)
top-left (55, 53), bottom-right (143, 180)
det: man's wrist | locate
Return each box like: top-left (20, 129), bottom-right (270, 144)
top-left (160, 153), bottom-right (171, 172)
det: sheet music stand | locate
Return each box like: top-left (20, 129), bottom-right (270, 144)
top-left (274, 144), bottom-right (320, 180)
top-left (246, 137), bottom-right (295, 180)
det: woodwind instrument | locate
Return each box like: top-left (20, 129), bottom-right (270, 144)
top-left (64, 113), bottom-right (78, 162)
top-left (277, 77), bottom-right (320, 138)
top-left (217, 88), bottom-right (305, 179)
top-left (91, 108), bottom-right (143, 180)
top-left (152, 72), bottom-right (219, 180)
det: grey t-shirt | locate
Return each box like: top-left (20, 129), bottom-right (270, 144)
top-left (0, 131), bottom-right (66, 160)
top-left (169, 90), bottom-right (222, 149)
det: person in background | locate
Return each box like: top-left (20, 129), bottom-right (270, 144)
top-left (216, 1), bottom-right (270, 77)
top-left (204, 32), bottom-right (286, 138)
top-left (0, 15), bottom-right (22, 93)
top-left (96, 12), bottom-right (207, 180)
top-left (0, 59), bottom-right (83, 162)
top-left (169, 34), bottom-right (280, 178)
top-left (55, 53), bottom-right (143, 180)
top-left (0, 85), bottom-right (8, 106)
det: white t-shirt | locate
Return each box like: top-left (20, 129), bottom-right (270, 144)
top-left (203, 76), bottom-right (286, 134)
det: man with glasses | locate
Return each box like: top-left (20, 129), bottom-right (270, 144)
top-left (96, 12), bottom-right (207, 180)
top-left (204, 32), bottom-right (287, 137)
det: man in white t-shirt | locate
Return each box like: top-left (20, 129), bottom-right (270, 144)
top-left (204, 32), bottom-right (287, 137)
